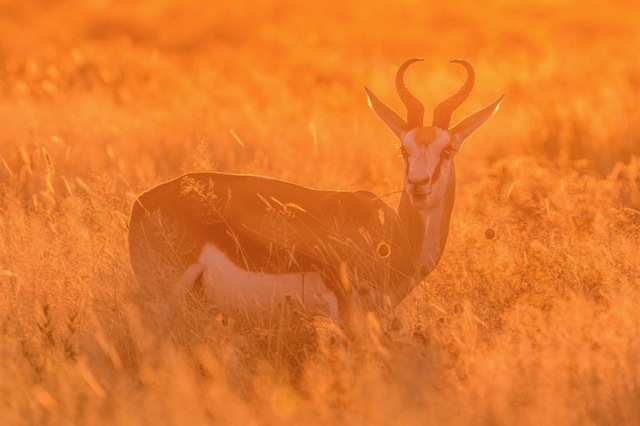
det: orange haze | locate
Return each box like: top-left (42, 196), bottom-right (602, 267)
top-left (0, 0), bottom-right (639, 424)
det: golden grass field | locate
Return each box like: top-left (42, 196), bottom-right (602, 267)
top-left (1, 0), bottom-right (639, 424)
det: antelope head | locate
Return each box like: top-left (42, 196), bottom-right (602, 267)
top-left (365, 58), bottom-right (504, 209)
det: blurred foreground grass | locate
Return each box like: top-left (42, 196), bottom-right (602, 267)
top-left (0, 0), bottom-right (639, 424)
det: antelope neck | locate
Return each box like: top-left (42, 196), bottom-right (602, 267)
top-left (398, 165), bottom-right (456, 279)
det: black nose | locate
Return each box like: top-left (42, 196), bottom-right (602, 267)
top-left (408, 176), bottom-right (430, 186)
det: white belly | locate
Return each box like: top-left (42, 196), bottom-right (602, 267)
top-left (176, 243), bottom-right (339, 324)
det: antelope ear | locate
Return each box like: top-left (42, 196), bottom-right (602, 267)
top-left (450, 94), bottom-right (505, 149)
top-left (364, 86), bottom-right (408, 139)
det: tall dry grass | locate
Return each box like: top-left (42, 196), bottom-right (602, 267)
top-left (1, 0), bottom-right (639, 424)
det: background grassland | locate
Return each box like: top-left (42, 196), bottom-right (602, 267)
top-left (1, 0), bottom-right (639, 424)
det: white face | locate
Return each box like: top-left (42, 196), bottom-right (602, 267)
top-left (400, 127), bottom-right (456, 209)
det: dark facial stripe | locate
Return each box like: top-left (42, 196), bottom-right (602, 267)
top-left (432, 146), bottom-right (453, 183)
top-left (432, 158), bottom-right (443, 183)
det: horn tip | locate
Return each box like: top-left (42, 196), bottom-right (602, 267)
top-left (402, 57), bottom-right (424, 66)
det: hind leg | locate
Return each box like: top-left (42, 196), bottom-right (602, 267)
top-left (168, 263), bottom-right (207, 309)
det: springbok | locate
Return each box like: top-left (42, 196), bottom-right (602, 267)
top-left (128, 58), bottom-right (504, 327)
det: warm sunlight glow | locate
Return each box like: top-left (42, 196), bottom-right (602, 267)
top-left (0, 0), bottom-right (639, 424)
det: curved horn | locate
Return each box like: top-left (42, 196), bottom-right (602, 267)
top-left (396, 58), bottom-right (425, 129)
top-left (432, 59), bottom-right (475, 130)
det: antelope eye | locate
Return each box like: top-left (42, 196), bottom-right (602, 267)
top-left (441, 148), bottom-right (453, 159)
top-left (400, 147), bottom-right (408, 158)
